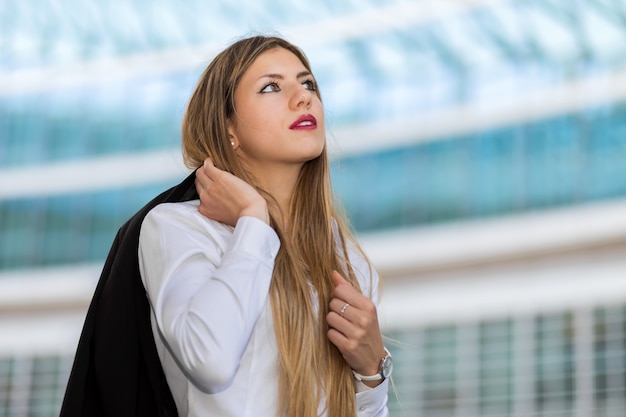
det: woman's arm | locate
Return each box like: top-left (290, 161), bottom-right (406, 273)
top-left (139, 202), bottom-right (280, 393)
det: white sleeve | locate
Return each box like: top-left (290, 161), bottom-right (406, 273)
top-left (356, 379), bottom-right (390, 417)
top-left (138, 202), bottom-right (280, 393)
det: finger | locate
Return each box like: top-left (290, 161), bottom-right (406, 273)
top-left (330, 271), bottom-right (355, 302)
top-left (330, 270), bottom-right (346, 287)
top-left (194, 178), bottom-right (204, 197)
top-left (326, 310), bottom-right (355, 340)
top-left (327, 327), bottom-right (350, 353)
top-left (202, 158), bottom-right (225, 181)
top-left (194, 173), bottom-right (213, 196)
top-left (195, 164), bottom-right (212, 188)
top-left (327, 299), bottom-right (365, 341)
top-left (330, 298), bottom-right (352, 320)
top-left (331, 275), bottom-right (369, 312)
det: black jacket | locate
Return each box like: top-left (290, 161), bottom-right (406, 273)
top-left (60, 172), bottom-right (198, 417)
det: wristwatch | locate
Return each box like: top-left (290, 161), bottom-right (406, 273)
top-left (352, 348), bottom-right (393, 381)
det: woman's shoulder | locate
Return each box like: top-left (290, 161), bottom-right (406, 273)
top-left (142, 200), bottom-right (233, 238)
top-left (147, 199), bottom-right (197, 216)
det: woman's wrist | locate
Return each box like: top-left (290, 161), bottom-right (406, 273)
top-left (360, 378), bottom-right (384, 388)
top-left (239, 201), bottom-right (269, 225)
top-left (352, 347), bottom-right (393, 388)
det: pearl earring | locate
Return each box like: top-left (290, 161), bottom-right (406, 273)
top-left (231, 141), bottom-right (235, 146)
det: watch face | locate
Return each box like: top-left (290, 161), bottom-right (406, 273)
top-left (381, 356), bottom-right (393, 378)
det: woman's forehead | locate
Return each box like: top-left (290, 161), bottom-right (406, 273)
top-left (243, 47), bottom-right (309, 80)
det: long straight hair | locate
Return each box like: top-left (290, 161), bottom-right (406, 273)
top-left (182, 35), bottom-right (372, 417)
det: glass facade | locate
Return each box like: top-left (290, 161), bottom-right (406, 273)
top-left (385, 305), bottom-right (626, 417)
top-left (336, 103), bottom-right (626, 231)
top-left (0, 74), bottom-right (188, 169)
top-left (3, 101), bottom-right (626, 270)
top-left (0, 356), bottom-right (72, 417)
top-left (0, 184), bottom-right (171, 269)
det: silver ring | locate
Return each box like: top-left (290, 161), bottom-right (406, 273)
top-left (340, 303), bottom-right (350, 316)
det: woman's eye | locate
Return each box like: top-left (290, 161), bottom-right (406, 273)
top-left (303, 80), bottom-right (317, 91)
top-left (260, 82), bottom-right (280, 93)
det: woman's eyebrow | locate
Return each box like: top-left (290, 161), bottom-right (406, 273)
top-left (257, 71), bottom-right (312, 81)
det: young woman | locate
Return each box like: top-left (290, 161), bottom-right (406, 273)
top-left (138, 35), bottom-right (391, 417)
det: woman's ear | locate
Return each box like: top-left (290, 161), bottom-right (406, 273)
top-left (227, 123), bottom-right (239, 151)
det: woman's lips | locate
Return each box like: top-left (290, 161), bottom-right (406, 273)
top-left (290, 114), bottom-right (317, 130)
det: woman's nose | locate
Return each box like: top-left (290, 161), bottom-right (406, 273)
top-left (291, 87), bottom-right (312, 109)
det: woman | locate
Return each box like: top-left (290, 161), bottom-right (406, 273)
top-left (138, 35), bottom-right (390, 417)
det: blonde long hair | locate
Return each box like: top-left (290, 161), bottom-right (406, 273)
top-left (182, 35), bottom-right (371, 417)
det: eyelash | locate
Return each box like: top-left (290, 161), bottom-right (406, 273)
top-left (302, 79), bottom-right (317, 91)
top-left (259, 78), bottom-right (317, 94)
top-left (259, 81), bottom-right (279, 94)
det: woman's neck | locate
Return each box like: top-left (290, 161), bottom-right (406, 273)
top-left (251, 162), bottom-right (302, 226)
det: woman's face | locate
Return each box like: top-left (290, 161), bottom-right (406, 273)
top-left (228, 47), bottom-right (325, 173)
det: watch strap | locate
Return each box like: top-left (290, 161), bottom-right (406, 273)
top-left (352, 370), bottom-right (383, 381)
top-left (351, 348), bottom-right (392, 381)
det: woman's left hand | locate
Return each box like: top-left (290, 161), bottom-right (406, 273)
top-left (326, 270), bottom-right (386, 388)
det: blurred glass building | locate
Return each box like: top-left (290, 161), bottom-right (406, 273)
top-left (1, 0), bottom-right (626, 416)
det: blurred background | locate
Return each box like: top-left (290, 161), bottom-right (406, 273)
top-left (1, 0), bottom-right (626, 416)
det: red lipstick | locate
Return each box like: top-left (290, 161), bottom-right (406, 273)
top-left (290, 114), bottom-right (317, 130)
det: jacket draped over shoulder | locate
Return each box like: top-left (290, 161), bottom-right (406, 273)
top-left (60, 171), bottom-right (198, 417)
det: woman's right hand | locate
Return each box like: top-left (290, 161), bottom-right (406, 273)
top-left (195, 158), bottom-right (269, 226)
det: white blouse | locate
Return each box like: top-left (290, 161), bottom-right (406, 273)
top-left (138, 200), bottom-right (389, 417)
